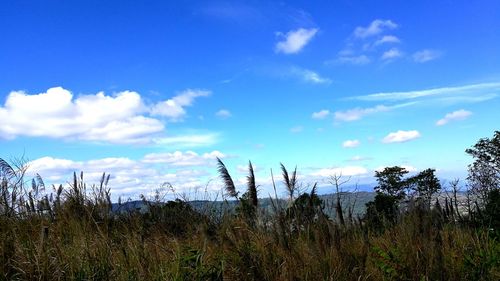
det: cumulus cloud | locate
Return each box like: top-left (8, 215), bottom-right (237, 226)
top-left (312, 109), bottom-right (330, 119)
top-left (27, 151), bottom-right (228, 199)
top-left (352, 82), bottom-right (500, 102)
top-left (0, 87), bottom-right (163, 144)
top-left (354, 19), bottom-right (398, 38)
top-left (382, 130), bottom-right (421, 143)
top-left (413, 49), bottom-right (442, 63)
top-left (436, 109), bottom-right (472, 126)
top-left (275, 28), bottom-right (318, 54)
top-left (150, 89), bottom-right (211, 121)
top-left (0, 87), bottom-right (215, 145)
top-left (381, 48), bottom-right (403, 60)
top-left (342, 139), bottom-right (360, 148)
top-left (215, 109), bottom-right (232, 119)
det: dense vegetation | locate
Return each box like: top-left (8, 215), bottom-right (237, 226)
top-left (0, 132), bottom-right (499, 280)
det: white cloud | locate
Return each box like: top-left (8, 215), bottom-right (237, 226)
top-left (353, 82), bottom-right (500, 102)
top-left (374, 35), bottom-right (400, 46)
top-left (290, 126), bottom-right (304, 133)
top-left (0, 87), bottom-right (163, 144)
top-left (150, 89), bottom-right (211, 121)
top-left (354, 19), bottom-right (398, 38)
top-left (436, 109), bottom-right (472, 126)
top-left (290, 67), bottom-right (331, 84)
top-left (413, 49), bottom-right (442, 63)
top-left (142, 150), bottom-right (224, 166)
top-left (215, 109), bottom-right (232, 119)
top-left (0, 87), bottom-right (216, 145)
top-left (334, 105), bottom-right (390, 122)
top-left (27, 151), bottom-right (228, 199)
top-left (312, 109), bottom-right (330, 119)
top-left (342, 139), bottom-right (360, 148)
top-left (335, 55), bottom-right (371, 65)
top-left (382, 130), bottom-right (421, 143)
top-left (275, 28), bottom-right (318, 54)
top-left (381, 48), bottom-right (403, 60)
top-left (311, 166), bottom-right (368, 177)
top-left (347, 155), bottom-right (371, 162)
top-left (153, 134), bottom-right (219, 147)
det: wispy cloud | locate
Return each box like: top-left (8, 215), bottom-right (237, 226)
top-left (290, 67), bottom-right (331, 84)
top-left (436, 109), bottom-right (472, 126)
top-left (381, 48), bottom-right (403, 61)
top-left (290, 126), bottom-right (304, 133)
top-left (275, 28), bottom-right (318, 54)
top-left (352, 82), bottom-right (500, 102)
top-left (334, 54), bottom-right (371, 65)
top-left (382, 130), bottom-right (421, 143)
top-left (312, 109), bottom-right (330, 119)
top-left (310, 166), bottom-right (368, 177)
top-left (334, 103), bottom-right (414, 122)
top-left (215, 109), bottom-right (232, 119)
top-left (198, 3), bottom-right (263, 24)
top-left (347, 155), bottom-right (372, 162)
top-left (354, 19), bottom-right (398, 38)
top-left (413, 49), bottom-right (442, 63)
top-left (142, 150), bottom-right (224, 166)
top-left (331, 19), bottom-right (400, 65)
top-left (374, 35), bottom-right (400, 46)
top-left (153, 134), bottom-right (219, 147)
top-left (335, 105), bottom-right (389, 121)
top-left (342, 139), bottom-right (360, 148)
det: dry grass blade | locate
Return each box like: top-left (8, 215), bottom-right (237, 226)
top-left (281, 163), bottom-right (297, 199)
top-left (247, 160), bottom-right (258, 207)
top-left (35, 173), bottom-right (45, 191)
top-left (217, 157), bottom-right (238, 198)
top-left (0, 158), bottom-right (16, 179)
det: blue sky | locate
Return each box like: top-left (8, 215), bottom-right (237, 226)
top-left (1, 1), bottom-right (499, 199)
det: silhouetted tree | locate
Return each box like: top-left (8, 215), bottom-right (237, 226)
top-left (409, 168), bottom-right (441, 205)
top-left (374, 166), bottom-right (409, 199)
top-left (364, 193), bottom-right (399, 231)
top-left (466, 130), bottom-right (500, 201)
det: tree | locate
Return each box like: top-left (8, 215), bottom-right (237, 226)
top-left (364, 193), bottom-right (399, 230)
top-left (374, 166), bottom-right (409, 199)
top-left (466, 131), bottom-right (500, 200)
top-left (409, 168), bottom-right (441, 203)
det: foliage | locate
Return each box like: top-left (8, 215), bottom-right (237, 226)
top-left (409, 168), bottom-right (442, 202)
top-left (466, 130), bottom-right (500, 199)
top-left (374, 166), bottom-right (409, 199)
top-left (365, 193), bottom-right (399, 231)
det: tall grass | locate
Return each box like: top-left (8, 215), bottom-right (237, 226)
top-left (0, 158), bottom-right (499, 280)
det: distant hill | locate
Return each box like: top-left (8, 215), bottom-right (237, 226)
top-left (112, 191), bottom-right (377, 218)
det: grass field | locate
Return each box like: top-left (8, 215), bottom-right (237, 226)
top-left (1, 160), bottom-right (499, 281)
